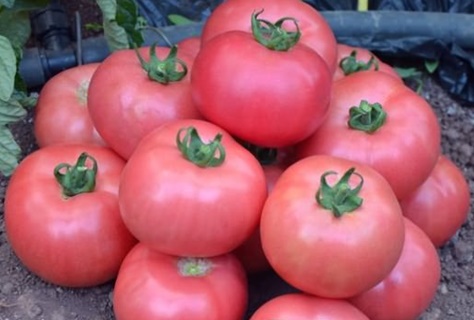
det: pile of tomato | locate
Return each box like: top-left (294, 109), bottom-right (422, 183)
top-left (4, 0), bottom-right (471, 319)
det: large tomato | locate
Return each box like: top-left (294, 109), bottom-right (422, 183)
top-left (400, 154), bottom-right (471, 247)
top-left (349, 218), bottom-right (441, 320)
top-left (34, 63), bottom-right (106, 147)
top-left (260, 155), bottom-right (405, 298)
top-left (201, 0), bottom-right (338, 74)
top-left (333, 43), bottom-right (402, 82)
top-left (4, 144), bottom-right (137, 287)
top-left (119, 119), bottom-right (267, 257)
top-left (87, 45), bottom-right (202, 159)
top-left (250, 293), bottom-right (369, 320)
top-left (296, 71), bottom-right (441, 200)
top-left (192, 11), bottom-right (332, 148)
top-left (113, 242), bottom-right (248, 320)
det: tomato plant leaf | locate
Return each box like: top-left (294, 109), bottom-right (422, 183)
top-left (116, 0), bottom-right (144, 47)
top-left (0, 97), bottom-right (27, 126)
top-left (424, 60), bottom-right (439, 74)
top-left (8, 0), bottom-right (49, 11)
top-left (0, 0), bottom-right (15, 8)
top-left (97, 0), bottom-right (130, 51)
top-left (0, 9), bottom-right (31, 51)
top-left (168, 14), bottom-right (195, 26)
top-left (0, 35), bottom-right (16, 101)
top-left (0, 125), bottom-right (22, 177)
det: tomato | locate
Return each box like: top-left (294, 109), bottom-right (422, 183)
top-left (113, 242), bottom-right (248, 320)
top-left (400, 154), bottom-right (471, 247)
top-left (296, 71), bottom-right (441, 200)
top-left (119, 119), bottom-right (267, 257)
top-left (333, 43), bottom-right (402, 81)
top-left (192, 11), bottom-right (332, 148)
top-left (176, 36), bottom-right (201, 59)
top-left (250, 293), bottom-right (369, 320)
top-left (260, 155), bottom-right (405, 298)
top-left (87, 45), bottom-right (202, 159)
top-left (4, 144), bottom-right (137, 287)
top-left (201, 0), bottom-right (338, 74)
top-left (349, 218), bottom-right (441, 320)
top-left (34, 63), bottom-right (106, 147)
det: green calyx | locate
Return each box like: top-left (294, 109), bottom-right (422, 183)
top-left (316, 167), bottom-right (364, 217)
top-left (177, 257), bottom-right (213, 277)
top-left (348, 100), bottom-right (387, 133)
top-left (135, 43), bottom-right (187, 84)
top-left (339, 50), bottom-right (379, 75)
top-left (54, 152), bottom-right (98, 198)
top-left (176, 126), bottom-right (226, 168)
top-left (251, 9), bottom-right (301, 51)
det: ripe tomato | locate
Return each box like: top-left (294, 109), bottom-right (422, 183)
top-left (4, 144), bottom-right (137, 287)
top-left (296, 71), bottom-right (441, 200)
top-left (250, 293), bottom-right (369, 320)
top-left (34, 63), bottom-right (106, 147)
top-left (87, 45), bottom-right (202, 159)
top-left (119, 119), bottom-right (267, 257)
top-left (113, 242), bottom-right (248, 320)
top-left (349, 218), bottom-right (441, 320)
top-left (260, 155), bottom-right (405, 298)
top-left (192, 12), bottom-right (332, 148)
top-left (201, 0), bottom-right (338, 74)
top-left (333, 43), bottom-right (402, 81)
top-left (400, 154), bottom-right (471, 247)
top-left (176, 36), bottom-right (201, 59)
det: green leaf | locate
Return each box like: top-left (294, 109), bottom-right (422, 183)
top-left (168, 14), bottom-right (195, 26)
top-left (9, 0), bottom-right (49, 11)
top-left (0, 35), bottom-right (16, 101)
top-left (0, 125), bottom-right (22, 176)
top-left (393, 66), bottom-right (422, 79)
top-left (424, 60), bottom-right (439, 74)
top-left (97, 0), bottom-right (130, 51)
top-left (0, 97), bottom-right (26, 126)
top-left (0, 0), bottom-right (15, 9)
top-left (0, 9), bottom-right (31, 50)
top-left (116, 0), bottom-right (144, 47)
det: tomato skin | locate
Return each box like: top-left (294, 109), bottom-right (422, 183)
top-left (87, 46), bottom-right (202, 159)
top-left (349, 218), bottom-right (441, 320)
top-left (296, 71), bottom-right (441, 200)
top-left (260, 155), bottom-right (405, 298)
top-left (400, 154), bottom-right (471, 247)
top-left (34, 63), bottom-right (106, 147)
top-left (250, 293), bottom-right (369, 320)
top-left (4, 144), bottom-right (137, 287)
top-left (192, 30), bottom-right (332, 148)
top-left (113, 243), bottom-right (248, 320)
top-left (176, 36), bottom-right (201, 59)
top-left (333, 43), bottom-right (402, 81)
top-left (201, 0), bottom-right (338, 74)
top-left (119, 119), bottom-right (267, 257)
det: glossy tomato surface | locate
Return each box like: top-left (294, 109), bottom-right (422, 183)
top-left (119, 119), bottom-right (267, 257)
top-left (349, 218), bottom-right (441, 320)
top-left (4, 144), bottom-right (137, 287)
top-left (296, 71), bottom-right (441, 200)
top-left (260, 155), bottom-right (405, 298)
top-left (34, 63), bottom-right (106, 147)
top-left (400, 154), bottom-right (471, 247)
top-left (87, 45), bottom-right (202, 159)
top-left (201, 0), bottom-right (338, 73)
top-left (113, 243), bottom-right (248, 320)
top-left (250, 293), bottom-right (369, 320)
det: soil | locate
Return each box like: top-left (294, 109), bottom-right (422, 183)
top-left (1, 2), bottom-right (474, 320)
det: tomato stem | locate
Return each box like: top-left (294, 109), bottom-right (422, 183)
top-left (54, 152), bottom-right (97, 197)
top-left (176, 127), bottom-right (226, 167)
top-left (177, 257), bottom-right (212, 277)
top-left (339, 50), bottom-right (379, 75)
top-left (251, 9), bottom-right (301, 51)
top-left (135, 44), bottom-right (187, 84)
top-left (348, 100), bottom-right (387, 133)
top-left (315, 167), bottom-right (364, 217)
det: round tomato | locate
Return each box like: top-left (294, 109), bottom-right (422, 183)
top-left (113, 242), bottom-right (248, 320)
top-left (250, 293), bottom-right (369, 320)
top-left (296, 71), bottom-right (441, 200)
top-left (349, 218), bottom-right (441, 320)
top-left (260, 155), bottom-right (405, 298)
top-left (4, 144), bottom-right (137, 287)
top-left (400, 154), bottom-right (471, 247)
top-left (34, 63), bottom-right (106, 147)
top-left (119, 119), bottom-right (267, 257)
top-left (192, 12), bottom-right (332, 148)
top-left (333, 43), bottom-right (402, 82)
top-left (87, 45), bottom-right (202, 159)
top-left (176, 36), bottom-right (201, 59)
top-left (201, 0), bottom-right (338, 74)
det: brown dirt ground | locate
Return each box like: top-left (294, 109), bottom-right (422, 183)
top-left (1, 1), bottom-right (473, 319)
